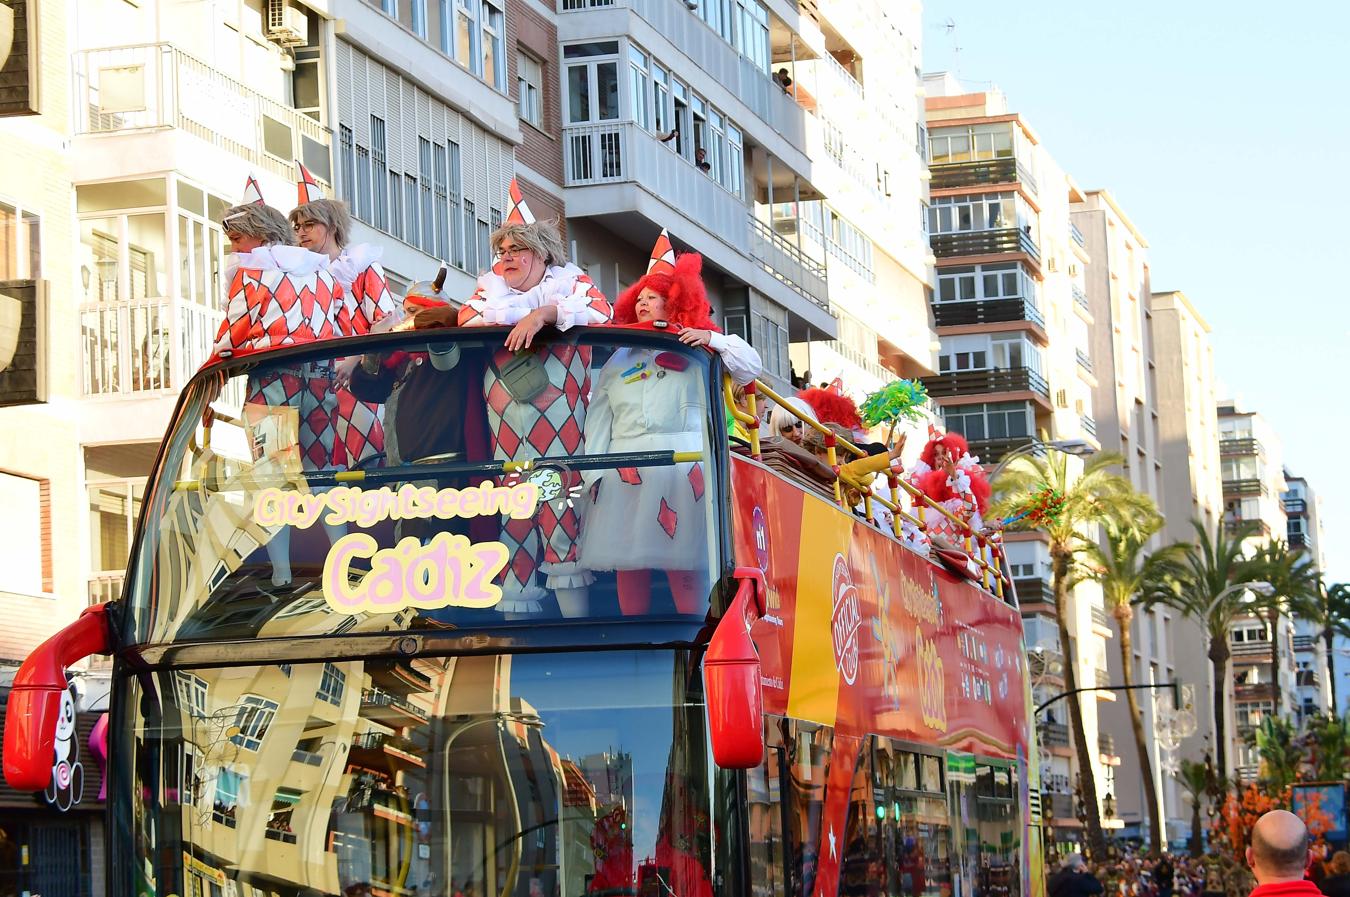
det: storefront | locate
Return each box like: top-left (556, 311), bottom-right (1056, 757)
top-left (0, 693), bottom-right (106, 897)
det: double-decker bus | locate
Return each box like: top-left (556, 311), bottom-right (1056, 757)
top-left (4, 323), bottom-right (1040, 897)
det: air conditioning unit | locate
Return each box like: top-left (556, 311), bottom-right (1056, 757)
top-left (1055, 389), bottom-right (1069, 409)
top-left (265, 0), bottom-right (309, 47)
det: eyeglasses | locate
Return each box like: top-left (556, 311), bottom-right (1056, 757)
top-left (292, 220), bottom-right (321, 232)
top-left (498, 245), bottom-right (532, 259)
top-left (780, 422), bottom-right (804, 434)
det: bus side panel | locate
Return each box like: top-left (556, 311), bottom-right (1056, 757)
top-left (728, 456), bottom-right (1030, 758)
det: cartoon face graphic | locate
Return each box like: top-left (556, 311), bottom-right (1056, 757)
top-left (45, 686), bottom-right (84, 812)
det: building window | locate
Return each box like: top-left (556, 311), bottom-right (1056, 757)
top-left (404, 172), bottom-right (419, 246)
top-left (419, 140), bottom-right (435, 254)
top-left (339, 126), bottom-right (356, 207)
top-left (388, 169), bottom-right (403, 240)
top-left (726, 124), bottom-right (744, 198)
top-left (370, 116), bottom-right (388, 231)
top-left (629, 46), bottom-right (650, 130)
top-left (463, 199), bottom-right (477, 272)
top-left (928, 192), bottom-right (1025, 234)
top-left (752, 311), bottom-right (787, 380)
top-left (0, 200), bottom-right (40, 279)
top-left (565, 46), bottom-right (620, 124)
top-left (0, 471), bottom-right (46, 595)
top-left (355, 144), bottom-right (372, 221)
top-left (928, 122), bottom-right (1014, 165)
top-left (317, 663), bottom-right (346, 706)
top-left (230, 695), bottom-right (280, 752)
top-left (477, 215), bottom-right (490, 275)
top-left (173, 672), bottom-right (209, 719)
top-left (517, 51), bottom-right (543, 127)
top-left (454, 0), bottom-right (478, 71)
top-left (942, 402), bottom-right (1033, 442)
top-left (936, 262), bottom-right (1038, 307)
top-left (481, 0), bottom-right (505, 90)
top-left (411, 0), bottom-right (427, 38)
top-left (448, 142), bottom-right (464, 268)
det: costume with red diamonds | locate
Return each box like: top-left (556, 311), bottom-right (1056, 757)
top-left (579, 233), bottom-right (760, 615)
top-left (457, 180), bottom-right (613, 612)
top-left (902, 425), bottom-right (990, 553)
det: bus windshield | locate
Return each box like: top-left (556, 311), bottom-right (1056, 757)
top-left (111, 649), bottom-right (723, 897)
top-left (128, 329), bottom-right (724, 645)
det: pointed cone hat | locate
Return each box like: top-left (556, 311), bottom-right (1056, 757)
top-left (647, 229), bottom-right (676, 276)
top-left (296, 162), bottom-right (324, 205)
top-left (241, 174), bottom-right (266, 206)
top-left (504, 177), bottom-right (536, 226)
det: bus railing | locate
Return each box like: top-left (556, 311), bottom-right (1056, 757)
top-left (726, 375), bottom-right (1006, 598)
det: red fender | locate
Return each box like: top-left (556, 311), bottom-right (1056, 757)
top-left (704, 567), bottom-right (766, 769)
top-left (3, 604), bottom-right (114, 790)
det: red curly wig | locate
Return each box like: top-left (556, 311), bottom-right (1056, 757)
top-left (797, 387), bottom-right (862, 431)
top-left (612, 252), bottom-right (718, 331)
top-left (916, 431), bottom-right (990, 513)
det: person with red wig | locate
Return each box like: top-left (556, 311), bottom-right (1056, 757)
top-left (580, 231), bottom-right (760, 615)
top-left (903, 424), bottom-right (991, 552)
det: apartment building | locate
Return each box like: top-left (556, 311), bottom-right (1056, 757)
top-left (921, 75), bottom-right (1113, 848)
top-left (1071, 191), bottom-right (1187, 845)
top-left (1284, 471), bottom-right (1332, 723)
top-left (1150, 289), bottom-right (1223, 821)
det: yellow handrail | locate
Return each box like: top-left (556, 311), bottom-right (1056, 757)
top-left (730, 374), bottom-right (1007, 595)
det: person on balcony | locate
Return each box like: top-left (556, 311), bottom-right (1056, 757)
top-left (456, 178), bottom-right (613, 616)
top-left (581, 231), bottom-right (760, 616)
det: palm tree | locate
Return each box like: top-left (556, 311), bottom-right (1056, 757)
top-left (1079, 510), bottom-right (1184, 854)
top-left (1140, 519), bottom-right (1270, 780)
top-left (1306, 713), bottom-right (1350, 781)
top-left (1246, 716), bottom-right (1300, 790)
top-left (993, 450), bottom-right (1154, 859)
top-left (1249, 540), bottom-right (1320, 707)
top-left (1177, 758), bottom-right (1210, 857)
top-left (1307, 583), bottom-right (1350, 717)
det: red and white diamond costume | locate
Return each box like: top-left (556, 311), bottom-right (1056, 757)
top-left (579, 240), bottom-right (759, 615)
top-left (330, 242), bottom-right (397, 335)
top-left (902, 428), bottom-right (990, 553)
top-left (455, 181), bottom-right (613, 612)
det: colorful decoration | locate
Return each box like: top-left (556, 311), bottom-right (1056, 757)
top-left (859, 379), bottom-right (929, 429)
top-left (1002, 485), bottom-right (1065, 529)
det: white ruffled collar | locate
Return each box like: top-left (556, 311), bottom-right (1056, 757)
top-left (226, 244), bottom-right (328, 280)
top-left (328, 243), bottom-right (384, 290)
top-left (476, 263), bottom-right (585, 303)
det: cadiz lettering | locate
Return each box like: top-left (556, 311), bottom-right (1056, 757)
top-left (916, 626), bottom-right (949, 732)
top-left (323, 532), bottom-right (510, 614)
top-left (253, 482), bottom-right (540, 529)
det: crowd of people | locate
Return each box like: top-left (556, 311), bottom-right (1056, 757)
top-left (1050, 812), bottom-right (1350, 897)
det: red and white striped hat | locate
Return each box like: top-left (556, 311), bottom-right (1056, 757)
top-left (296, 162), bottom-right (324, 205)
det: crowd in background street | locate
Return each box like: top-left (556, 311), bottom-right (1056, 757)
top-left (1050, 846), bottom-right (1350, 897)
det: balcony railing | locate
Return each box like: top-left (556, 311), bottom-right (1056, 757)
top-left (1075, 349), bottom-right (1093, 373)
top-left (922, 367), bottom-right (1049, 400)
top-left (1297, 669), bottom-right (1321, 688)
top-left (1294, 635), bottom-right (1316, 651)
top-left (1014, 576), bottom-right (1051, 605)
top-left (563, 122), bottom-right (828, 313)
top-left (80, 297), bottom-right (218, 396)
top-left (820, 339), bottom-right (895, 384)
top-left (1070, 222), bottom-right (1087, 248)
top-left (361, 687), bottom-right (427, 720)
top-left (1283, 496), bottom-right (1307, 514)
top-left (1098, 732), bottom-right (1115, 755)
top-left (1081, 415), bottom-right (1097, 438)
top-left (1289, 532), bottom-right (1309, 548)
top-left (1222, 478), bottom-right (1266, 497)
top-left (1091, 605), bottom-right (1111, 629)
top-left (1231, 640), bottom-right (1271, 658)
top-left (931, 297), bottom-right (1044, 330)
top-left (1040, 722), bottom-right (1070, 748)
top-left (1072, 285), bottom-right (1090, 311)
top-left (747, 216), bottom-right (829, 313)
top-left (1219, 437), bottom-right (1260, 456)
top-left (928, 158), bottom-right (1025, 191)
top-left (88, 573), bottom-right (125, 607)
top-left (1224, 518), bottom-right (1271, 537)
top-left (1235, 682), bottom-right (1277, 702)
top-left (930, 227), bottom-right (1040, 262)
top-left (556, 0), bottom-right (805, 147)
top-left (1095, 667), bottom-right (1111, 688)
top-left (74, 43), bottom-right (332, 188)
top-left (291, 748), bottom-right (324, 767)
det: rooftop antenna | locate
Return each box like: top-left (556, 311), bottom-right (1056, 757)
top-left (944, 18), bottom-right (962, 79)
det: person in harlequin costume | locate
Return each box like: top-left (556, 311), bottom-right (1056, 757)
top-left (457, 179), bottom-right (613, 615)
top-left (903, 424), bottom-right (991, 553)
top-left (580, 231), bottom-right (760, 615)
top-left (287, 162), bottom-right (395, 469)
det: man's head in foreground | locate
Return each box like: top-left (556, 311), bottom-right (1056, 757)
top-left (1247, 809), bottom-right (1311, 884)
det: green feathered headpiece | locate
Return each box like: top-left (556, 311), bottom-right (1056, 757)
top-left (859, 379), bottom-right (929, 428)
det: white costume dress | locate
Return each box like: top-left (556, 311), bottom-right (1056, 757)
top-left (580, 333), bottom-right (759, 573)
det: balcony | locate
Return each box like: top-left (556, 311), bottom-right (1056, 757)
top-left (1283, 497), bottom-right (1307, 514)
top-left (1222, 478), bottom-right (1266, 497)
top-left (555, 0), bottom-right (806, 152)
top-left (368, 662), bottom-right (433, 695)
top-left (74, 43), bottom-right (331, 188)
top-left (1028, 646), bottom-right (1064, 680)
top-left (921, 367), bottom-right (1049, 401)
top-left (1289, 532), bottom-right (1309, 548)
top-left (1070, 222), bottom-right (1087, 249)
top-left (1297, 669), bottom-right (1321, 688)
top-left (966, 435), bottom-right (1035, 465)
top-left (360, 687), bottom-right (429, 726)
top-left (1080, 415), bottom-right (1097, 438)
top-left (1231, 640), bottom-right (1271, 659)
top-left (1046, 792), bottom-right (1075, 820)
top-left (1098, 732), bottom-right (1116, 755)
top-left (1294, 635), bottom-right (1316, 652)
top-left (1224, 518), bottom-right (1271, 537)
top-left (1075, 349), bottom-right (1093, 373)
top-left (931, 297), bottom-right (1045, 330)
top-left (1235, 682), bottom-right (1277, 702)
top-left (88, 573), bottom-right (124, 607)
top-left (562, 121), bottom-right (832, 328)
top-left (1040, 722), bottom-right (1070, 748)
top-left (80, 297), bottom-right (218, 396)
top-left (1091, 605), bottom-right (1111, 630)
top-left (1015, 576), bottom-right (1051, 605)
top-left (1095, 668), bottom-right (1111, 688)
top-left (1072, 285), bottom-right (1090, 311)
top-left (930, 227), bottom-right (1040, 263)
top-left (1219, 437), bottom-right (1260, 456)
top-left (928, 157), bottom-right (1038, 192)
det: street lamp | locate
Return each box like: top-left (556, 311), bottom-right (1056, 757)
top-left (989, 438), bottom-right (1097, 482)
top-left (1204, 580), bottom-right (1275, 621)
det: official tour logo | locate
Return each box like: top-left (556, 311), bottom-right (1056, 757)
top-left (831, 553), bottom-right (861, 685)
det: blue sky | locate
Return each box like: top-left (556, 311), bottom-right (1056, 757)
top-left (920, 1), bottom-right (1350, 590)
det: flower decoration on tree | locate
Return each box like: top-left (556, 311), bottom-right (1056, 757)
top-left (1002, 485), bottom-right (1065, 529)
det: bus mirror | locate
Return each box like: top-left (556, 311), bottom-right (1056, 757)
top-left (3, 604), bottom-right (114, 791)
top-left (704, 567), bottom-right (766, 770)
